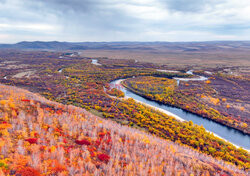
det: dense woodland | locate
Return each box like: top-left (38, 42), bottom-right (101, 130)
top-left (0, 50), bottom-right (249, 173)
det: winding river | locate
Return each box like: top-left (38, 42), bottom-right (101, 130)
top-left (92, 59), bottom-right (102, 66)
top-left (90, 59), bottom-right (250, 149)
top-left (174, 70), bottom-right (208, 86)
top-left (110, 79), bottom-right (250, 150)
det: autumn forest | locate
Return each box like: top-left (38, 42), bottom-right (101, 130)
top-left (0, 50), bottom-right (249, 175)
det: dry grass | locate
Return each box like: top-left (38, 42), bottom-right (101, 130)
top-left (80, 49), bottom-right (250, 68)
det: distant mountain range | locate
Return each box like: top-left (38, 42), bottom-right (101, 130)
top-left (1, 41), bottom-right (250, 51)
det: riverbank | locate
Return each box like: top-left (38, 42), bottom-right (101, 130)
top-left (109, 79), bottom-right (250, 150)
top-left (132, 98), bottom-right (248, 151)
top-left (113, 80), bottom-right (185, 122)
top-left (122, 77), bottom-right (249, 135)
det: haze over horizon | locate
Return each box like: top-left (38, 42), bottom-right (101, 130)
top-left (1, 0), bottom-right (250, 43)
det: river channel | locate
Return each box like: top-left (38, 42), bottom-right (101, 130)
top-left (110, 79), bottom-right (250, 150)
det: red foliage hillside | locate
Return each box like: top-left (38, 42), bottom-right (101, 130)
top-left (0, 83), bottom-right (248, 175)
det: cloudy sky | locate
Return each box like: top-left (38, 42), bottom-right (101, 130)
top-left (0, 0), bottom-right (250, 43)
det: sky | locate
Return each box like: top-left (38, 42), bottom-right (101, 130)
top-left (0, 0), bottom-right (250, 43)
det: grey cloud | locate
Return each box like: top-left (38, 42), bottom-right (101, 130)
top-left (160, 0), bottom-right (222, 13)
top-left (204, 24), bottom-right (250, 35)
top-left (0, 0), bottom-right (250, 42)
top-left (34, 0), bottom-right (100, 14)
top-left (1, 0), bottom-right (138, 33)
top-left (32, 0), bottom-right (126, 16)
top-left (30, 0), bottom-right (142, 33)
top-left (168, 0), bottom-right (208, 12)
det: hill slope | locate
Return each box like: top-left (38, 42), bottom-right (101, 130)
top-left (1, 41), bottom-right (250, 51)
top-left (0, 83), bottom-right (247, 175)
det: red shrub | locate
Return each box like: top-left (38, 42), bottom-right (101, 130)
top-left (17, 167), bottom-right (40, 176)
top-left (94, 139), bottom-right (101, 146)
top-left (56, 109), bottom-right (63, 115)
top-left (75, 139), bottom-right (91, 145)
top-left (50, 162), bottom-right (67, 174)
top-left (106, 139), bottom-right (112, 144)
top-left (97, 153), bottom-right (110, 162)
top-left (63, 138), bottom-right (68, 143)
top-left (25, 138), bottom-right (38, 144)
top-left (98, 132), bottom-right (106, 138)
top-left (21, 99), bottom-right (30, 102)
top-left (88, 147), bottom-right (97, 157)
top-left (65, 145), bottom-right (74, 153)
top-left (40, 146), bottom-right (46, 151)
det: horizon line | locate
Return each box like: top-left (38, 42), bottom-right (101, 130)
top-left (1, 40), bottom-right (250, 45)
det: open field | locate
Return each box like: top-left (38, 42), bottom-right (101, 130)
top-left (80, 49), bottom-right (250, 68)
top-left (1, 41), bottom-right (250, 68)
